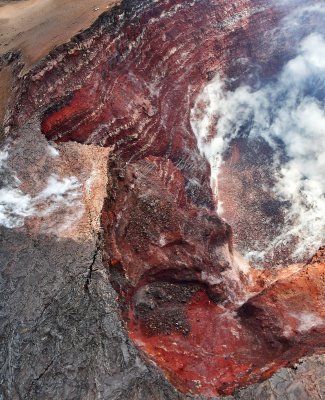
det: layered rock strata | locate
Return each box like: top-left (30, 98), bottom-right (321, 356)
top-left (1, 0), bottom-right (325, 398)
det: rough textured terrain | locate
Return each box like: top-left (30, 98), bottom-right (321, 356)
top-left (0, 0), bottom-right (121, 69)
top-left (1, 0), bottom-right (325, 399)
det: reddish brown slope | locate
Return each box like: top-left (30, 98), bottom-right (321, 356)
top-left (2, 0), bottom-right (325, 397)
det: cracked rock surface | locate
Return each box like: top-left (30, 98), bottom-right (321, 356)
top-left (1, 0), bottom-right (325, 399)
top-left (0, 126), bottom-right (186, 400)
top-left (0, 227), bottom-right (187, 400)
top-left (0, 121), bottom-right (324, 400)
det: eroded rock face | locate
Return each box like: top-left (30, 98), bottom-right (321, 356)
top-left (103, 156), bottom-right (236, 299)
top-left (1, 0), bottom-right (325, 398)
top-left (101, 151), bottom-right (325, 396)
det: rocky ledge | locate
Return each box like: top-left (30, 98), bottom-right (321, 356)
top-left (0, 0), bottom-right (324, 399)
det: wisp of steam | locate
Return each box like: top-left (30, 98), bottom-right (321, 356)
top-left (191, 32), bottom-right (325, 266)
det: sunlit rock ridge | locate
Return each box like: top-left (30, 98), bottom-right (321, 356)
top-left (1, 0), bottom-right (325, 398)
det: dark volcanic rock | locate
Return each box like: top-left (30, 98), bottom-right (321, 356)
top-left (0, 228), bottom-right (187, 400)
top-left (0, 0), bottom-right (325, 399)
top-left (0, 125), bottom-right (185, 400)
top-left (102, 155), bottom-right (235, 300)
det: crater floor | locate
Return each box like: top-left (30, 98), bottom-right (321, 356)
top-left (0, 0), bottom-right (324, 399)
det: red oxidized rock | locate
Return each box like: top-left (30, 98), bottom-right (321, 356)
top-left (4, 0), bottom-right (325, 397)
top-left (102, 155), bottom-right (237, 301)
top-left (128, 253), bottom-right (325, 396)
top-left (102, 155), bottom-right (325, 397)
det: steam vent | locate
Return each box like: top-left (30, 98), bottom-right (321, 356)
top-left (1, 0), bottom-right (325, 399)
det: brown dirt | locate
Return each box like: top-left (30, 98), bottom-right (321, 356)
top-left (0, 0), bottom-right (121, 69)
top-left (0, 0), bottom-right (120, 127)
top-left (0, 64), bottom-right (13, 131)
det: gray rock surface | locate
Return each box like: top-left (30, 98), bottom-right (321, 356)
top-left (235, 357), bottom-right (325, 400)
top-left (0, 226), bottom-right (187, 400)
top-left (0, 0), bottom-right (325, 398)
top-left (1, 223), bottom-right (325, 400)
top-left (0, 124), bottom-right (187, 400)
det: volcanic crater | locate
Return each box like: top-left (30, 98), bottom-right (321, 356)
top-left (1, 0), bottom-right (325, 398)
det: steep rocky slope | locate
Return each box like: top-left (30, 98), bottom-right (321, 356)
top-left (0, 0), bottom-right (324, 399)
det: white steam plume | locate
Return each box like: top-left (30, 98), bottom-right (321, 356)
top-left (190, 33), bottom-right (325, 264)
top-left (0, 148), bottom-right (82, 229)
